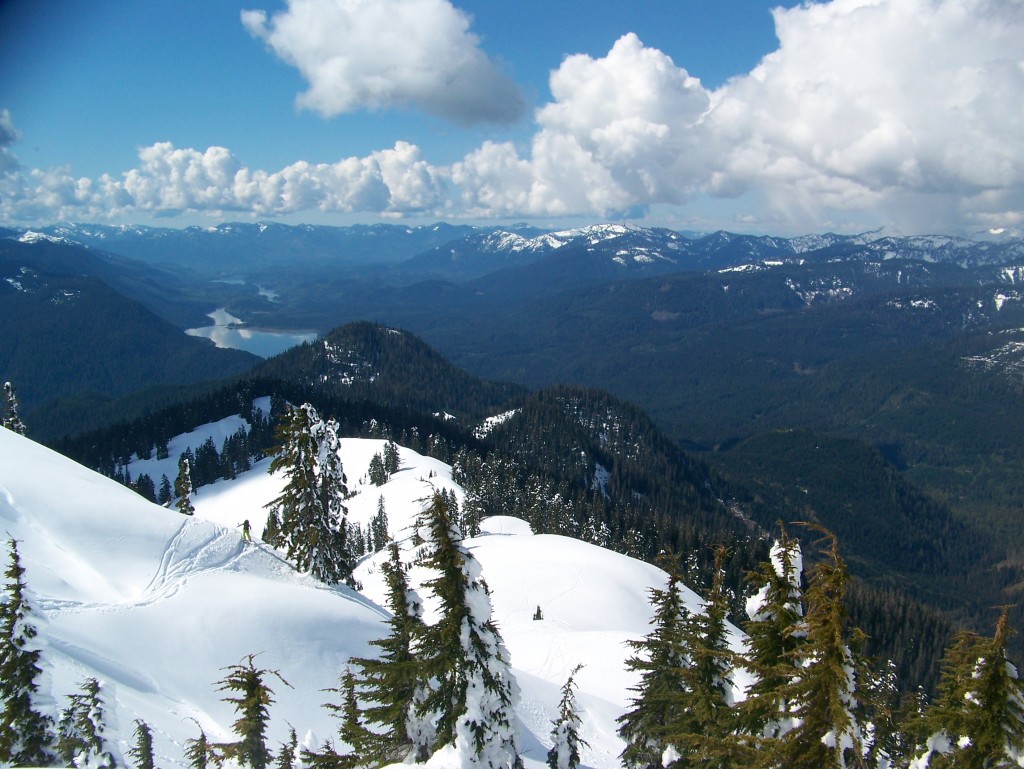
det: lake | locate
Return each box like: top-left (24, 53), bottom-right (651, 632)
top-left (186, 308), bottom-right (317, 358)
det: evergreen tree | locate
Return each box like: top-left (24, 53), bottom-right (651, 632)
top-left (416, 492), bottom-right (521, 768)
top-left (174, 455), bottom-right (196, 516)
top-left (736, 530), bottom-right (805, 755)
top-left (383, 440), bottom-right (400, 475)
top-left (368, 453), bottom-right (387, 487)
top-left (127, 720), bottom-right (155, 769)
top-left (913, 607), bottom-right (1024, 768)
top-left (158, 475), bottom-right (173, 506)
top-left (777, 528), bottom-right (868, 769)
top-left (315, 417), bottom-right (355, 584)
top-left (670, 545), bottom-right (739, 768)
top-left (547, 664), bottom-right (589, 769)
top-left (183, 721), bottom-right (211, 769)
top-left (216, 654), bottom-right (290, 769)
top-left (861, 659), bottom-right (902, 768)
top-left (349, 542), bottom-right (427, 765)
top-left (2, 381), bottom-right (26, 436)
top-left (0, 537), bottom-right (56, 766)
top-left (56, 677), bottom-right (117, 769)
top-left (134, 473), bottom-right (157, 503)
top-left (264, 404), bottom-right (352, 584)
top-left (264, 403), bottom-right (319, 550)
top-left (617, 554), bottom-right (691, 769)
top-left (273, 727), bottom-right (298, 769)
top-left (333, 667), bottom-right (372, 768)
top-left (370, 496), bottom-right (389, 553)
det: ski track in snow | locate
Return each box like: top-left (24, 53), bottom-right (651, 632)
top-left (38, 518), bottom-right (258, 615)
top-left (140, 519), bottom-right (247, 602)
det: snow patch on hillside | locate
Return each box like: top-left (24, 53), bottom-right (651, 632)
top-left (1, 421), bottom-right (749, 769)
top-left (475, 409), bottom-right (519, 438)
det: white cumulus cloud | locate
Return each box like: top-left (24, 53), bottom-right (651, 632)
top-left (0, 137), bottom-right (445, 223)
top-left (453, 33), bottom-right (711, 218)
top-left (704, 0), bottom-right (1024, 230)
top-left (3, 0), bottom-right (1023, 233)
top-left (453, 0), bottom-right (1024, 231)
top-left (242, 0), bottom-right (526, 125)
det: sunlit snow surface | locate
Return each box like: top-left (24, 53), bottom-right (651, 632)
top-left (1, 427), bottom-right (748, 769)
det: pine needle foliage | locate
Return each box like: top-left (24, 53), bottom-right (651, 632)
top-left (349, 541), bottom-right (426, 765)
top-left (671, 545), bottom-right (740, 769)
top-left (0, 537), bottom-right (56, 766)
top-left (777, 526), bottom-right (867, 769)
top-left (183, 720), bottom-right (211, 769)
top-left (174, 455), bottom-right (196, 515)
top-left (264, 403), bottom-right (353, 584)
top-left (617, 554), bottom-right (691, 769)
top-left (735, 528), bottom-right (805, 761)
top-left (273, 727), bottom-right (298, 769)
top-left (216, 654), bottom-right (291, 769)
top-left (127, 720), bottom-right (155, 769)
top-left (547, 664), bottom-right (589, 769)
top-left (415, 491), bottom-right (521, 768)
top-left (56, 677), bottom-right (117, 769)
top-left (2, 381), bottom-right (26, 435)
top-left (915, 607), bottom-right (1024, 767)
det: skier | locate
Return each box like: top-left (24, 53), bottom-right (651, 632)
top-left (240, 519), bottom-right (252, 542)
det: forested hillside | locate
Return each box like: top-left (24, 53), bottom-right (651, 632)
top-left (0, 246), bottom-right (259, 417)
top-left (43, 322), bottom-right (982, 691)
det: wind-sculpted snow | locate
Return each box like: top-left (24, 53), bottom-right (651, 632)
top-left (0, 428), bottom-right (386, 766)
top-left (1, 426), bottom-right (751, 769)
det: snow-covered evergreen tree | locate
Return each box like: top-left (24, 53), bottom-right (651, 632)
top-left (777, 528), bottom-right (867, 769)
top-left (313, 416), bottom-right (354, 584)
top-left (350, 541), bottom-right (427, 764)
top-left (174, 455), bottom-right (196, 516)
top-left (547, 664), bottom-right (588, 769)
top-left (911, 607), bottom-right (1024, 768)
top-left (670, 546), bottom-right (739, 768)
top-left (617, 554), bottom-right (691, 769)
top-left (0, 537), bottom-right (56, 766)
top-left (416, 492), bottom-right (521, 769)
top-left (127, 720), bottom-right (155, 769)
top-left (56, 678), bottom-right (117, 769)
top-left (265, 404), bottom-right (353, 584)
top-left (737, 531), bottom-right (805, 752)
top-left (216, 654), bottom-right (290, 769)
top-left (2, 381), bottom-right (26, 436)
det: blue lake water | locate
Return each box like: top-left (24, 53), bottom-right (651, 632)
top-left (186, 308), bottom-right (317, 358)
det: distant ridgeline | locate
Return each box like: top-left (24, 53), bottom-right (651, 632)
top-left (46, 322), bottom-right (975, 693)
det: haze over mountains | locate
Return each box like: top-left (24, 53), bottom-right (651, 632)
top-left (4, 221), bottom-right (1024, 655)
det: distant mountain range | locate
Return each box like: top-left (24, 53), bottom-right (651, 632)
top-left (26, 221), bottom-right (1024, 282)
top-left (5, 222), bottom-right (1024, 638)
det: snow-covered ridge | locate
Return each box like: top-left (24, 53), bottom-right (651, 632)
top-left (474, 409), bottom-right (520, 438)
top-left (1, 420), bottom-right (748, 768)
top-left (962, 330), bottom-right (1024, 381)
top-left (16, 230), bottom-right (81, 246)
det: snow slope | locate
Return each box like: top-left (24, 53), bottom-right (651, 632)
top-left (1, 427), bottom-right (747, 769)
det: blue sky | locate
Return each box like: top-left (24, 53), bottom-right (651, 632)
top-left (1, 0), bottom-right (1021, 235)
